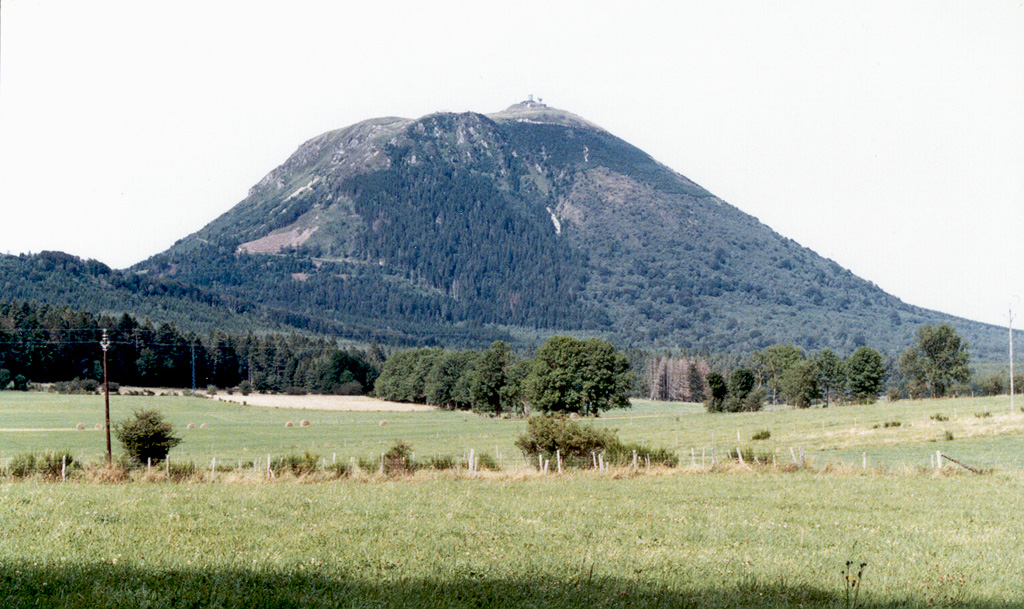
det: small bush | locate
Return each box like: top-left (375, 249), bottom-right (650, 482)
top-left (975, 411), bottom-right (992, 419)
top-left (52, 378), bottom-right (100, 394)
top-left (474, 452), bottom-right (500, 471)
top-left (931, 413), bottom-right (949, 422)
top-left (166, 461), bottom-right (200, 481)
top-left (272, 452), bottom-right (321, 475)
top-left (514, 416), bottom-right (618, 466)
top-left (883, 421), bottom-right (902, 428)
top-left (604, 442), bottom-right (679, 467)
top-left (113, 409), bottom-right (183, 465)
top-left (7, 453), bottom-right (38, 478)
top-left (424, 455), bottom-right (458, 470)
top-left (326, 460), bottom-right (352, 477)
top-left (515, 416), bottom-right (677, 469)
top-left (752, 429), bottom-right (771, 441)
top-left (383, 441), bottom-right (414, 475)
top-left (944, 431), bottom-right (955, 441)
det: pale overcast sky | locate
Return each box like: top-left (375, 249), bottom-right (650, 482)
top-left (1, 1), bottom-right (1021, 327)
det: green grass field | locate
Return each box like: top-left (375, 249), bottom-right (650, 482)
top-left (2, 391), bottom-right (1023, 472)
top-left (4, 391), bottom-right (1024, 607)
top-left (3, 473), bottom-right (1024, 607)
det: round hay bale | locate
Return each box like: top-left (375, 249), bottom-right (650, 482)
top-left (76, 423), bottom-right (86, 431)
top-left (379, 420), bottom-right (388, 427)
top-left (285, 421), bottom-right (294, 428)
top-left (199, 423), bottom-right (209, 429)
top-left (299, 419), bottom-right (310, 427)
top-left (187, 423), bottom-right (196, 429)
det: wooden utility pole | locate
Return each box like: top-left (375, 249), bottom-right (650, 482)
top-left (1011, 303), bottom-right (1016, 416)
top-left (101, 329), bottom-right (112, 462)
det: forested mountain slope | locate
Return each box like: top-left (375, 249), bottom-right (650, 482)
top-left (129, 100), bottom-right (1010, 360)
top-left (9, 101), bottom-right (1012, 360)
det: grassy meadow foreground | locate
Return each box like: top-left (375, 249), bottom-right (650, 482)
top-left (3, 393), bottom-right (1024, 607)
top-left (3, 473), bottom-right (1024, 608)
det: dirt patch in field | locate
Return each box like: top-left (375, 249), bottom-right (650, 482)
top-left (211, 394), bottom-right (435, 412)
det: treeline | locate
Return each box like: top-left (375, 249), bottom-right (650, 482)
top-left (0, 301), bottom-right (380, 394)
top-left (373, 336), bottom-right (633, 417)
top-left (701, 323), bottom-right (1017, 413)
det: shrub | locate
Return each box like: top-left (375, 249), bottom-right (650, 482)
top-left (113, 409), bottom-right (183, 465)
top-left (514, 416), bottom-right (619, 467)
top-left (11, 374), bottom-right (29, 391)
top-left (6, 451), bottom-right (77, 479)
top-left (272, 452), bottom-right (321, 475)
top-left (7, 453), bottom-right (37, 478)
top-left (474, 452), bottom-right (500, 471)
top-left (752, 429), bottom-right (771, 441)
top-left (52, 378), bottom-right (100, 394)
top-left (515, 416), bottom-right (677, 468)
top-left (37, 451), bottom-right (76, 478)
top-left (166, 461), bottom-right (200, 481)
top-left (326, 460), bottom-right (352, 477)
top-left (424, 455), bottom-right (457, 470)
top-left (604, 442), bottom-right (679, 467)
top-left (931, 413), bottom-right (949, 422)
top-left (383, 441), bottom-right (414, 475)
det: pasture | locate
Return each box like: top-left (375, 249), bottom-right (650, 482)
top-left (3, 392), bottom-right (1024, 607)
top-left (1, 391), bottom-right (1023, 472)
top-left (3, 471), bottom-right (1024, 607)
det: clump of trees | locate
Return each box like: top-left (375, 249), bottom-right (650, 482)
top-left (705, 343), bottom-right (900, 411)
top-left (0, 301), bottom-right (380, 394)
top-left (374, 336), bottom-right (634, 417)
top-left (702, 323), bottom-right (978, 411)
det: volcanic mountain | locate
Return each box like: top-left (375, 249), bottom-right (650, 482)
top-left (117, 100), bottom-right (1006, 358)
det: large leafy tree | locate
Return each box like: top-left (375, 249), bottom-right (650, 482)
top-left (813, 349), bottom-right (847, 407)
top-left (523, 336), bottom-right (632, 416)
top-left (900, 324), bottom-right (971, 398)
top-left (469, 341), bottom-right (517, 414)
top-left (779, 359), bottom-right (820, 408)
top-left (705, 372), bottom-right (728, 412)
top-left (752, 344), bottom-right (804, 404)
top-left (846, 346), bottom-right (886, 403)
